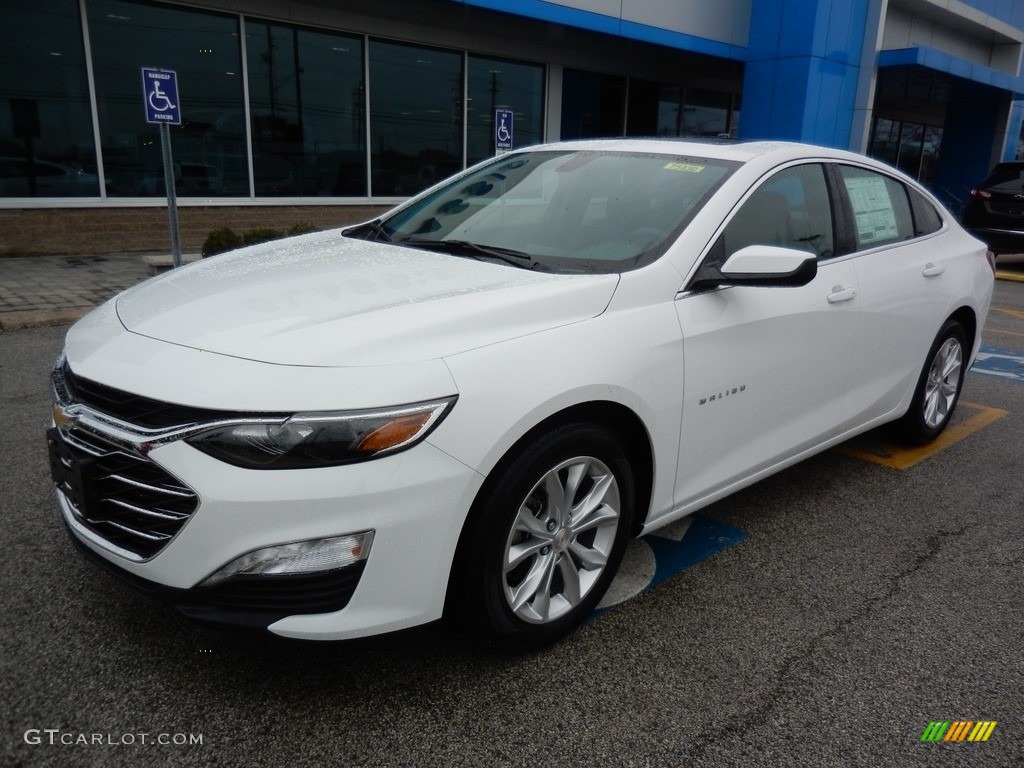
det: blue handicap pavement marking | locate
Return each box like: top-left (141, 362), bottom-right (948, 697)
top-left (593, 514), bottom-right (748, 617)
top-left (971, 346), bottom-right (1024, 383)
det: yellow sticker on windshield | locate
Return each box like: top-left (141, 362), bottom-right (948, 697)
top-left (664, 162), bottom-right (704, 172)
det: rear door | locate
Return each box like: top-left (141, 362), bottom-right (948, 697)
top-left (831, 164), bottom-right (954, 423)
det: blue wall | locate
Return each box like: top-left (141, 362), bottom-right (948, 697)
top-left (741, 0), bottom-right (871, 147)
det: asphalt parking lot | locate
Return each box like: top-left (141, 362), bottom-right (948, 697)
top-left (2, 280), bottom-right (1022, 768)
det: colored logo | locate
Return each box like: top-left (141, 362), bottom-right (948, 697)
top-left (920, 721), bottom-right (997, 742)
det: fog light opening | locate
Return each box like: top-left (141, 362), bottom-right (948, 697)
top-left (200, 531), bottom-right (374, 587)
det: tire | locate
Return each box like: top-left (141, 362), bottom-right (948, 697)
top-left (892, 320), bottom-right (968, 444)
top-left (452, 422), bottom-right (634, 649)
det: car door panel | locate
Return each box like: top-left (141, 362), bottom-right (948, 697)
top-left (671, 161), bottom-right (858, 509)
top-left (673, 258), bottom-right (858, 508)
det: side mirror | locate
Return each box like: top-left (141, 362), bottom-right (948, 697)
top-left (717, 245), bottom-right (818, 287)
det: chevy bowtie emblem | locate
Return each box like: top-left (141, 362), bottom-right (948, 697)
top-left (52, 404), bottom-right (77, 431)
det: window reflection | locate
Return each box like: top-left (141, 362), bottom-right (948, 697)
top-left (88, 0), bottom-right (247, 196)
top-left (369, 40), bottom-right (462, 196)
top-left (897, 121), bottom-right (924, 179)
top-left (7, 2), bottom-right (557, 200)
top-left (868, 117), bottom-right (942, 185)
top-left (0, 0), bottom-right (98, 197)
top-left (561, 69), bottom-right (625, 140)
top-left (625, 80), bottom-right (734, 138)
top-left (466, 55), bottom-right (544, 166)
top-left (247, 21), bottom-right (366, 196)
top-left (682, 89), bottom-right (730, 137)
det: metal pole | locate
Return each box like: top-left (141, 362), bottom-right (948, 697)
top-left (160, 122), bottom-right (182, 268)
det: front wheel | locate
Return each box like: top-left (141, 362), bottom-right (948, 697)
top-left (452, 422), bottom-right (634, 649)
top-left (892, 320), bottom-right (968, 444)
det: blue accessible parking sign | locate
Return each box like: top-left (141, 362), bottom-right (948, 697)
top-left (495, 109), bottom-right (513, 151)
top-left (142, 68), bottom-right (181, 125)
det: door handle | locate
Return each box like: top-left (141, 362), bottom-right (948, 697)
top-left (827, 286), bottom-right (856, 304)
top-left (922, 262), bottom-right (945, 277)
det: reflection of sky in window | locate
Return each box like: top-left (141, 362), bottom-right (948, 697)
top-left (247, 24), bottom-right (363, 150)
top-left (370, 40), bottom-right (462, 156)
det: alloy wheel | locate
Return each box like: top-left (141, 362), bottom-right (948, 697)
top-left (502, 456), bottom-right (621, 624)
top-left (922, 337), bottom-right (963, 429)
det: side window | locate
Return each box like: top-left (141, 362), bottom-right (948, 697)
top-left (907, 186), bottom-right (944, 236)
top-left (720, 164), bottom-right (835, 260)
top-left (836, 165), bottom-right (914, 249)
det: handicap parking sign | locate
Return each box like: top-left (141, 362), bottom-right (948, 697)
top-left (142, 68), bottom-right (181, 125)
top-left (495, 109), bottom-right (513, 151)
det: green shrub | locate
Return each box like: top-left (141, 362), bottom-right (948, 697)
top-left (202, 222), bottom-right (319, 257)
top-left (201, 227), bottom-right (243, 257)
top-left (241, 227), bottom-right (286, 247)
top-left (287, 221), bottom-right (317, 235)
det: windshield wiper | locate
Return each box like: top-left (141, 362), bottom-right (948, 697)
top-left (399, 238), bottom-right (543, 270)
top-left (342, 219), bottom-right (393, 242)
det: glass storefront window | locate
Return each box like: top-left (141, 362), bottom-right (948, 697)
top-left (869, 118), bottom-right (900, 167)
top-left (87, 0), bottom-right (247, 196)
top-left (681, 88), bottom-right (730, 138)
top-left (625, 80), bottom-right (682, 136)
top-left (868, 117), bottom-right (942, 184)
top-left (466, 55), bottom-right (544, 166)
top-left (920, 125), bottom-right (942, 186)
top-left (561, 69), bottom-right (625, 140)
top-left (625, 81), bottom-right (734, 139)
top-left (896, 121), bottom-right (924, 178)
top-left (246, 21), bottom-right (365, 196)
top-left (0, 0), bottom-right (98, 197)
top-left (369, 40), bottom-right (462, 196)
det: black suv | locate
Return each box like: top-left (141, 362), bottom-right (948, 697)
top-left (962, 162), bottom-right (1024, 253)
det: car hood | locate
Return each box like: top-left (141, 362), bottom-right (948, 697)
top-left (116, 231), bottom-right (619, 367)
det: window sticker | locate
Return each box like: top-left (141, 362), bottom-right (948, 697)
top-left (663, 162), bottom-right (705, 173)
top-left (844, 175), bottom-right (898, 245)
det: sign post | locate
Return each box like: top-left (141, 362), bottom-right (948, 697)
top-left (141, 68), bottom-right (183, 268)
top-left (495, 109), bottom-right (514, 154)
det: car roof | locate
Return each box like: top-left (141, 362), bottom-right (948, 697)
top-left (524, 138), bottom-right (872, 165)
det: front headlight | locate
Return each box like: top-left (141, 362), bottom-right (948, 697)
top-left (186, 397), bottom-right (456, 469)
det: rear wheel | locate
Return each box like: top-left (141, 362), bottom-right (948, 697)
top-left (453, 422), bottom-right (634, 649)
top-left (892, 320), bottom-right (967, 444)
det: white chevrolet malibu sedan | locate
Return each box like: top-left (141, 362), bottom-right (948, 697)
top-left (49, 140), bottom-right (994, 648)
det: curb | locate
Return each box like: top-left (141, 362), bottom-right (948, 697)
top-left (995, 270), bottom-right (1024, 283)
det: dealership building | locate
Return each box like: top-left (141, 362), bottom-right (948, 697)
top-left (2, 0), bottom-right (1024, 255)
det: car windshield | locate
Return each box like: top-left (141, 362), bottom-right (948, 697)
top-left (346, 150), bottom-right (737, 274)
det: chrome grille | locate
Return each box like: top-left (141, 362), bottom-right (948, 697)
top-left (48, 426), bottom-right (199, 559)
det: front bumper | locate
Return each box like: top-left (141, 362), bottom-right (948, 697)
top-left (63, 514), bottom-right (367, 630)
top-left (57, 435), bottom-right (484, 639)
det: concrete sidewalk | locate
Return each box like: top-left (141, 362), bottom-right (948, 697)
top-left (1, 250), bottom-right (1023, 332)
top-left (0, 252), bottom-right (198, 331)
